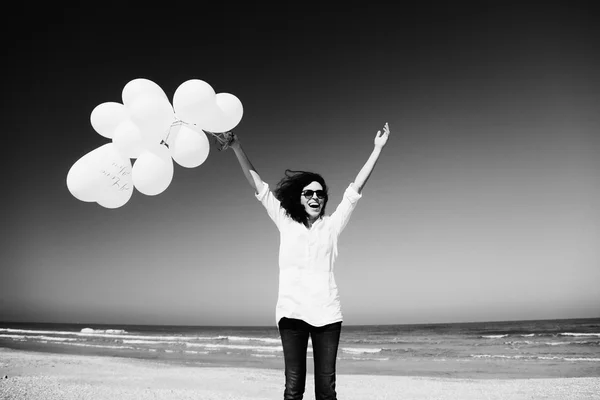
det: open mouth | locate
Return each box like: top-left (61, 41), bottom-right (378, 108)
top-left (308, 202), bottom-right (320, 209)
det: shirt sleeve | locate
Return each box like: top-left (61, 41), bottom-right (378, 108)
top-left (329, 183), bottom-right (362, 236)
top-left (255, 182), bottom-right (286, 230)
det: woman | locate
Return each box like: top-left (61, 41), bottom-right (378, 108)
top-left (229, 122), bottom-right (390, 400)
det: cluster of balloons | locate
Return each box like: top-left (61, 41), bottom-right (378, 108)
top-left (66, 78), bottom-right (243, 209)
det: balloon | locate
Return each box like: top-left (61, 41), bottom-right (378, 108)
top-left (193, 104), bottom-right (222, 132)
top-left (66, 143), bottom-right (134, 208)
top-left (122, 78), bottom-right (168, 107)
top-left (169, 124), bottom-right (210, 168)
top-left (132, 144), bottom-right (174, 196)
top-left (128, 95), bottom-right (175, 146)
top-left (198, 93), bottom-right (244, 133)
top-left (112, 119), bottom-right (146, 159)
top-left (216, 93), bottom-right (244, 131)
top-left (173, 79), bottom-right (216, 125)
top-left (66, 158), bottom-right (98, 203)
top-left (97, 193), bottom-right (129, 209)
top-left (90, 102), bottom-right (129, 139)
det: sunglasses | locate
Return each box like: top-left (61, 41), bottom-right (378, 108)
top-left (301, 190), bottom-right (326, 200)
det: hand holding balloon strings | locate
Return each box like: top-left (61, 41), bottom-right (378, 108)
top-left (202, 130), bottom-right (235, 151)
top-left (165, 118), bottom-right (234, 151)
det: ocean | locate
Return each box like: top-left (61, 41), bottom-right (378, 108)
top-left (1, 318), bottom-right (599, 379)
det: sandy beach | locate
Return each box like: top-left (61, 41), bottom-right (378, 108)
top-left (0, 348), bottom-right (598, 399)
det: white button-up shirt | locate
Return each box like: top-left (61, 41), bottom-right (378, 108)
top-left (256, 182), bottom-right (362, 327)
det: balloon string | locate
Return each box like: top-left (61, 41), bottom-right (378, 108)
top-left (162, 119), bottom-right (233, 151)
top-left (162, 119), bottom-right (185, 147)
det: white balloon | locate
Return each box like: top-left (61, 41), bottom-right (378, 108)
top-left (173, 79), bottom-right (216, 125)
top-left (67, 144), bottom-right (112, 202)
top-left (170, 125), bottom-right (210, 168)
top-left (216, 93), bottom-right (244, 131)
top-left (128, 95), bottom-right (175, 145)
top-left (97, 190), bottom-right (131, 209)
top-left (195, 103), bottom-right (225, 133)
top-left (90, 102), bottom-right (129, 139)
top-left (132, 144), bottom-right (174, 196)
top-left (122, 78), bottom-right (168, 107)
top-left (112, 119), bottom-right (146, 159)
top-left (66, 143), bottom-right (134, 208)
top-left (197, 93), bottom-right (244, 133)
top-left (66, 157), bottom-right (99, 202)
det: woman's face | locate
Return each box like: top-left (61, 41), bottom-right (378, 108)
top-left (300, 181), bottom-right (325, 220)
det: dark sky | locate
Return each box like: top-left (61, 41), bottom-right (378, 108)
top-left (2, 2), bottom-right (599, 326)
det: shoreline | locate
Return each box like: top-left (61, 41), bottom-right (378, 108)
top-left (2, 318), bottom-right (599, 381)
top-left (4, 341), bottom-right (599, 380)
top-left (2, 348), bottom-right (599, 399)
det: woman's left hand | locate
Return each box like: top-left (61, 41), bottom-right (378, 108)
top-left (374, 122), bottom-right (390, 149)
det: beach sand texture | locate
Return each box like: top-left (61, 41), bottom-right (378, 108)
top-left (1, 349), bottom-right (599, 400)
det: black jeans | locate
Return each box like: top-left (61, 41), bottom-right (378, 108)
top-left (278, 317), bottom-right (342, 400)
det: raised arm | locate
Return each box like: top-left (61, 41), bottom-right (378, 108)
top-left (351, 122), bottom-right (390, 194)
top-left (228, 133), bottom-right (264, 194)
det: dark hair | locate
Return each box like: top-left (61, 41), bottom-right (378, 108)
top-left (274, 169), bottom-right (329, 226)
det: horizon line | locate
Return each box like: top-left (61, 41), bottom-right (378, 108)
top-left (2, 315), bottom-right (599, 328)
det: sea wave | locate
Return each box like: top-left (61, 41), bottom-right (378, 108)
top-left (1, 328), bottom-right (94, 336)
top-left (343, 356), bottom-right (389, 361)
top-left (187, 343), bottom-right (285, 352)
top-left (481, 332), bottom-right (600, 340)
top-left (345, 337), bottom-right (409, 344)
top-left (504, 339), bottom-right (599, 347)
top-left (0, 334), bottom-right (26, 341)
top-left (0, 332), bottom-right (411, 356)
top-left (0, 328), bottom-right (226, 342)
top-left (80, 328), bottom-right (128, 334)
top-left (0, 331), bottom-right (289, 353)
top-left (572, 340), bottom-right (600, 346)
top-left (560, 332), bottom-right (600, 337)
top-left (0, 334), bottom-right (78, 342)
top-left (471, 354), bottom-right (600, 362)
top-left (61, 342), bottom-right (136, 350)
top-left (226, 336), bottom-right (280, 344)
top-left (122, 340), bottom-right (170, 345)
top-left (341, 347), bottom-right (382, 355)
